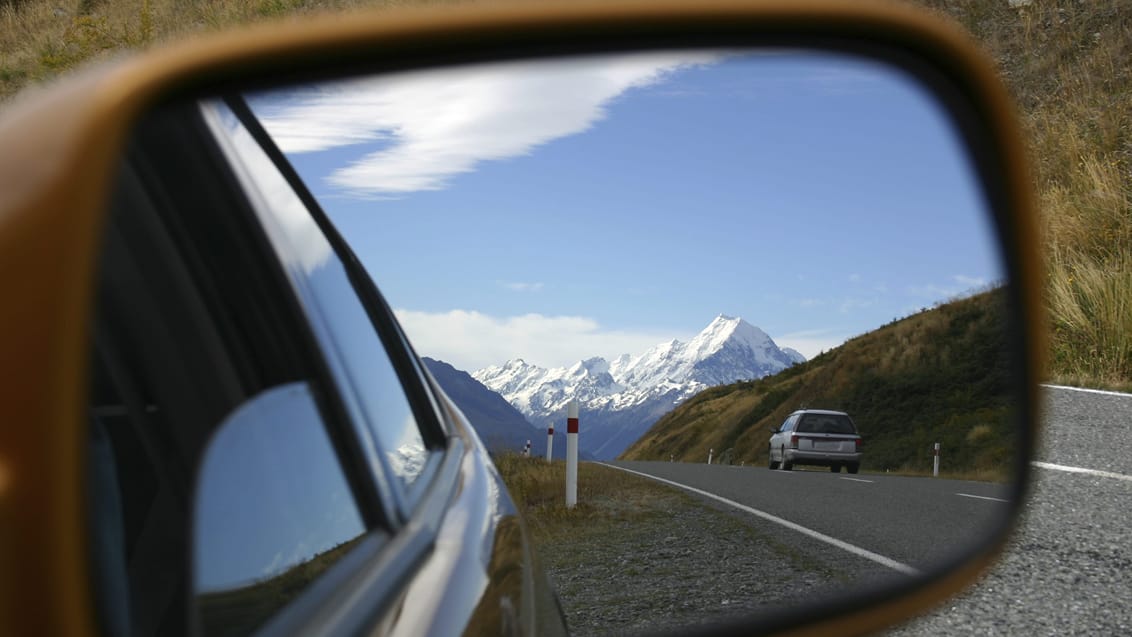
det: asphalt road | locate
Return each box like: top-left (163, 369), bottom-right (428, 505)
top-left (603, 461), bottom-right (1011, 577)
top-left (609, 384), bottom-right (1132, 635)
top-left (883, 385), bottom-right (1132, 636)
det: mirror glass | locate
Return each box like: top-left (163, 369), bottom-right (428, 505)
top-left (192, 383), bottom-right (366, 633)
top-left (246, 50), bottom-right (1012, 630)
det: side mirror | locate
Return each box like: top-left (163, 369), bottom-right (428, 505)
top-left (0, 2), bottom-right (1042, 636)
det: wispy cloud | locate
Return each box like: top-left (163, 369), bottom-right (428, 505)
top-left (795, 298), bottom-right (827, 308)
top-left (792, 296), bottom-right (875, 313)
top-left (393, 309), bottom-right (684, 371)
top-left (839, 298), bottom-right (875, 314)
top-left (953, 274), bottom-right (989, 288)
top-left (255, 53), bottom-right (718, 197)
top-left (501, 281), bottom-right (544, 293)
top-left (908, 275), bottom-right (993, 301)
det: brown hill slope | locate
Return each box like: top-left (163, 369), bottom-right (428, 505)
top-left (620, 290), bottom-right (1014, 479)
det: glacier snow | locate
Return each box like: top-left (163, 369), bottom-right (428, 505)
top-left (472, 315), bottom-right (803, 459)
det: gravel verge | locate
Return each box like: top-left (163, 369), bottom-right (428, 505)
top-left (526, 466), bottom-right (898, 636)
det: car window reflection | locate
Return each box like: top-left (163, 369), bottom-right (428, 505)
top-left (193, 383), bottom-right (366, 633)
top-left (202, 100), bottom-right (432, 490)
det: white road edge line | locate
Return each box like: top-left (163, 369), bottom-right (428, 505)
top-left (956, 493), bottom-right (1009, 503)
top-left (1032, 461), bottom-right (1132, 483)
top-left (840, 477), bottom-right (875, 483)
top-left (1042, 383), bottom-right (1132, 398)
top-left (596, 463), bottom-right (921, 577)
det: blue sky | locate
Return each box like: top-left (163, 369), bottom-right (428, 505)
top-left (250, 50), bottom-right (1002, 371)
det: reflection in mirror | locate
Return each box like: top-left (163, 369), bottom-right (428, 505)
top-left (203, 99), bottom-right (431, 488)
top-left (246, 50), bottom-right (1012, 630)
top-left (192, 383), bottom-right (365, 635)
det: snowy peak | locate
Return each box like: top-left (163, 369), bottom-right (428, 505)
top-left (472, 315), bottom-right (804, 459)
top-left (472, 354), bottom-right (624, 417)
top-left (687, 314), bottom-right (774, 359)
top-left (570, 356), bottom-right (611, 377)
top-left (683, 315), bottom-right (800, 385)
top-left (610, 315), bottom-right (795, 391)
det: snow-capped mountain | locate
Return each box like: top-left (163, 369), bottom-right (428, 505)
top-left (472, 315), bottom-right (803, 459)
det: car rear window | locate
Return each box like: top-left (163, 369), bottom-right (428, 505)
top-left (797, 414), bottom-right (857, 434)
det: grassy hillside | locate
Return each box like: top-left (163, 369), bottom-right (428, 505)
top-left (913, 0), bottom-right (1132, 390)
top-left (621, 291), bottom-right (1015, 480)
top-left (2, 0), bottom-right (1130, 389)
top-left (197, 535), bottom-right (365, 636)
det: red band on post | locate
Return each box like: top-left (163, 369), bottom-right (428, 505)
top-left (548, 427), bottom-right (554, 435)
top-left (567, 417), bottom-right (579, 434)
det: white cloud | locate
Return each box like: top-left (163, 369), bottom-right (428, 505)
top-left (908, 284), bottom-right (958, 300)
top-left (908, 275), bottom-right (992, 302)
top-left (255, 53), bottom-right (718, 197)
top-left (795, 298), bottom-right (826, 308)
top-left (501, 281), bottom-right (544, 293)
top-left (953, 274), bottom-right (988, 288)
top-left (394, 309), bottom-right (682, 371)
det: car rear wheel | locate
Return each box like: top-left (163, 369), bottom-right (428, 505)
top-left (847, 463), bottom-right (860, 474)
top-left (780, 448), bottom-right (792, 471)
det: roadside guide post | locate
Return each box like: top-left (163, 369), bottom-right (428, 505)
top-left (566, 399), bottom-right (579, 508)
top-left (546, 424), bottom-right (554, 462)
top-left (708, 448), bottom-right (713, 465)
top-left (933, 442), bottom-right (941, 477)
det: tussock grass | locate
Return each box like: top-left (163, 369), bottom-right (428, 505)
top-left (0, 0), bottom-right (459, 102)
top-left (917, 0), bottom-right (1132, 389)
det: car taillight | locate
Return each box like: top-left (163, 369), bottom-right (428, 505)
top-left (790, 435), bottom-right (799, 448)
top-left (855, 438), bottom-right (863, 450)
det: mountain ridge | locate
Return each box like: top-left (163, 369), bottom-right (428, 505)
top-left (473, 315), bottom-right (802, 459)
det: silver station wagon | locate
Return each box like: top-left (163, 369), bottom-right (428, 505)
top-left (769, 409), bottom-right (863, 474)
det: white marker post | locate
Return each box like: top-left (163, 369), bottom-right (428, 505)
top-left (524, 439), bottom-right (531, 458)
top-left (708, 448), bottom-right (714, 465)
top-left (546, 424), bottom-right (554, 462)
top-left (933, 443), bottom-right (941, 477)
top-left (566, 400), bottom-right (579, 508)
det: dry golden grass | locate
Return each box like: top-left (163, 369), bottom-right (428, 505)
top-left (919, 0), bottom-right (1132, 389)
top-left (0, 0), bottom-right (462, 100)
top-left (491, 453), bottom-right (693, 543)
